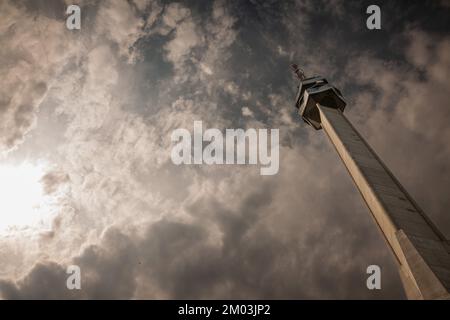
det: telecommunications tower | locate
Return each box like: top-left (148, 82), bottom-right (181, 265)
top-left (291, 64), bottom-right (450, 299)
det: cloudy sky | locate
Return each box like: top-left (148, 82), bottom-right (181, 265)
top-left (0, 0), bottom-right (449, 299)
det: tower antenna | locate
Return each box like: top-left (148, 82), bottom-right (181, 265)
top-left (291, 63), bottom-right (306, 80)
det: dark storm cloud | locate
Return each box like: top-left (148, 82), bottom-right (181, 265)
top-left (0, 227), bottom-right (139, 299)
top-left (16, 0), bottom-right (67, 20)
top-left (0, 151), bottom-right (404, 299)
top-left (0, 0), bottom-right (449, 300)
top-left (0, 183), bottom-right (403, 299)
top-left (0, 262), bottom-right (68, 299)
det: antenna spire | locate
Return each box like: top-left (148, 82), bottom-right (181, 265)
top-left (291, 63), bottom-right (305, 80)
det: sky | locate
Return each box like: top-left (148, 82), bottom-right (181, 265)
top-left (0, 0), bottom-right (449, 299)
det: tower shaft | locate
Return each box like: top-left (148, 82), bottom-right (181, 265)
top-left (318, 104), bottom-right (450, 299)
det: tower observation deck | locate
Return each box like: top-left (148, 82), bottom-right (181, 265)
top-left (291, 64), bottom-right (450, 299)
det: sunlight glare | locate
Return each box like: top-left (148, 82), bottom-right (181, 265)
top-left (0, 163), bottom-right (53, 233)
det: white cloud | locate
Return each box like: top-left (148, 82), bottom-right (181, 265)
top-left (241, 106), bottom-right (254, 117)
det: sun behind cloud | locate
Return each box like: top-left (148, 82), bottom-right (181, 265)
top-left (0, 162), bottom-right (54, 234)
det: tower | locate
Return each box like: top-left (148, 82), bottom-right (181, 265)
top-left (291, 64), bottom-right (450, 299)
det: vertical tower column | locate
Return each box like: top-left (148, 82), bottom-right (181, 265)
top-left (317, 104), bottom-right (450, 300)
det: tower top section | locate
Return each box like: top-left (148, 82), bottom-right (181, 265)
top-left (291, 64), bottom-right (346, 130)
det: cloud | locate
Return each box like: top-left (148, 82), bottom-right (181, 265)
top-left (158, 3), bottom-right (202, 68)
top-left (0, 1), bottom-right (78, 153)
top-left (0, 262), bottom-right (69, 299)
top-left (241, 106), bottom-right (254, 117)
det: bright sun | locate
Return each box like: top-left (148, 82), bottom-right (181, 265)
top-left (0, 163), bottom-right (53, 233)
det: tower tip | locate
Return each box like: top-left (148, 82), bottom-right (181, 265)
top-left (291, 63), bottom-right (305, 80)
